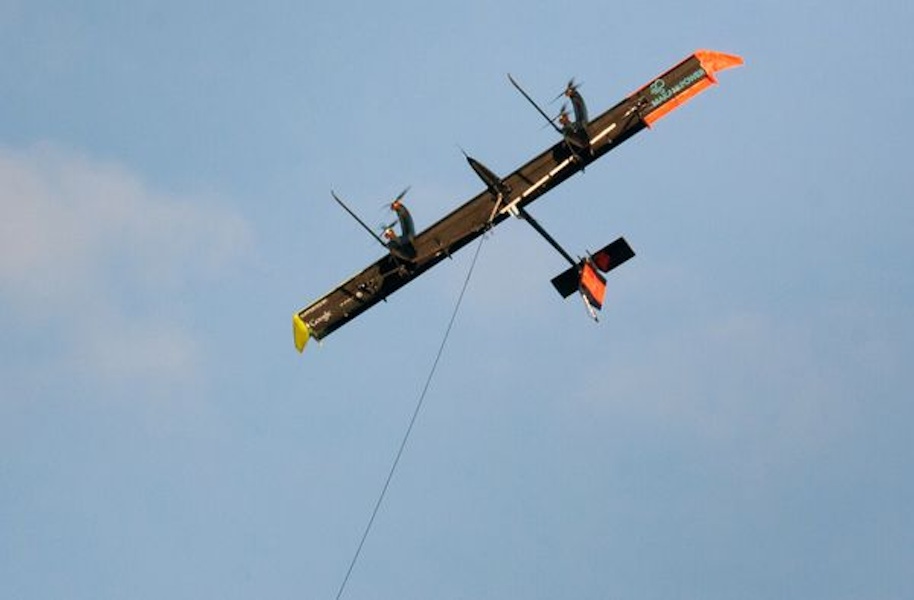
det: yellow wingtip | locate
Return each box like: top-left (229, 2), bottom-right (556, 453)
top-left (293, 314), bottom-right (311, 353)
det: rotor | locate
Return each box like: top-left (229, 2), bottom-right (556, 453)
top-left (390, 185), bottom-right (411, 209)
top-left (552, 78), bottom-right (582, 103)
top-left (376, 186), bottom-right (412, 232)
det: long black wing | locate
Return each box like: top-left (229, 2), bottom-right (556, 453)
top-left (294, 50), bottom-right (742, 350)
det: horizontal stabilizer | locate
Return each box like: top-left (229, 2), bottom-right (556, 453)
top-left (592, 237), bottom-right (635, 273)
top-left (552, 264), bottom-right (582, 298)
top-left (550, 236), bottom-right (634, 299)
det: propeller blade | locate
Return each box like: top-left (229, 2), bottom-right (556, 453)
top-left (380, 186), bottom-right (411, 209)
top-left (556, 103), bottom-right (570, 124)
top-left (541, 104), bottom-right (568, 130)
top-left (394, 186), bottom-right (411, 203)
top-left (551, 78), bottom-right (582, 103)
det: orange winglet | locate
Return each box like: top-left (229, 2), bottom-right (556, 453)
top-left (694, 50), bottom-right (745, 82)
top-left (642, 50), bottom-right (744, 127)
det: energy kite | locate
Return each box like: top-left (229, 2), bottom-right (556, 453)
top-left (293, 50), bottom-right (743, 352)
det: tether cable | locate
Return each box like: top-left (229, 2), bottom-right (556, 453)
top-left (334, 235), bottom-right (487, 600)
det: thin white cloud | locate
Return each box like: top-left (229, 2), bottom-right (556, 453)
top-left (0, 143), bottom-right (252, 388)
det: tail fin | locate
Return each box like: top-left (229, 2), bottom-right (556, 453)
top-left (579, 261), bottom-right (607, 310)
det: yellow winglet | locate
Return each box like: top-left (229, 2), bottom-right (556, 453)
top-left (292, 314), bottom-right (311, 353)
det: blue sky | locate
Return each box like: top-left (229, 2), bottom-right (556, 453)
top-left (2, 1), bottom-right (912, 599)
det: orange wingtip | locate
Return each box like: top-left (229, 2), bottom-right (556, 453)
top-left (643, 50), bottom-right (743, 126)
top-left (694, 50), bottom-right (745, 80)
